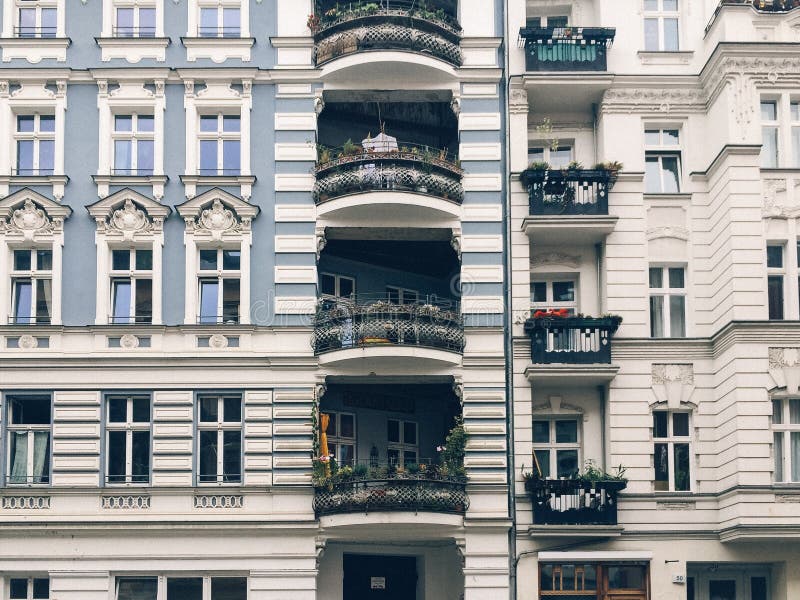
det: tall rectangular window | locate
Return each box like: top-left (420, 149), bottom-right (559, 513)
top-left (653, 410), bottom-right (691, 491)
top-left (649, 266), bottom-right (686, 337)
top-left (15, 0), bottom-right (57, 38)
top-left (114, 4), bottom-right (156, 37)
top-left (530, 278), bottom-right (577, 315)
top-left (767, 244), bottom-right (785, 320)
top-left (772, 398), bottom-right (800, 483)
top-left (11, 248), bottom-right (52, 324)
top-left (198, 395), bottom-right (241, 484)
top-left (324, 411), bottom-right (355, 466)
top-left (386, 286), bottom-right (419, 305)
top-left (106, 395), bottom-right (151, 484)
top-left (387, 418), bottom-right (418, 467)
top-left (9, 578), bottom-right (49, 600)
top-left (15, 114), bottom-right (55, 176)
top-left (527, 144), bottom-right (573, 169)
top-left (198, 114), bottom-right (240, 175)
top-left (199, 4), bottom-right (241, 37)
top-left (761, 100), bottom-right (779, 168)
top-left (643, 0), bottom-right (679, 51)
top-left (319, 273), bottom-right (355, 299)
top-left (644, 128), bottom-right (681, 193)
top-left (110, 248), bottom-right (153, 324)
top-left (198, 248), bottom-right (240, 324)
top-left (532, 418), bottom-right (580, 479)
top-left (5, 395), bottom-right (51, 485)
top-left (113, 114), bottom-right (155, 175)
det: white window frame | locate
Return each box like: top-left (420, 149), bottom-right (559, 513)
top-left (105, 395), bottom-right (151, 485)
top-left (189, 0), bottom-right (248, 37)
top-left (4, 394), bottom-right (51, 486)
top-left (0, 0), bottom-right (67, 61)
top-left (13, 113), bottom-right (55, 176)
top-left (197, 247), bottom-right (241, 324)
top-left (386, 285), bottom-right (419, 305)
top-left (14, 0), bottom-right (57, 38)
top-left (324, 411), bottom-right (356, 466)
top-left (112, 1), bottom-right (157, 37)
top-left (532, 417), bottom-right (581, 479)
top-left (8, 577), bottom-right (50, 600)
top-left (198, 112), bottom-right (241, 176)
top-left (771, 397), bottom-right (800, 483)
top-left (527, 142), bottom-right (574, 169)
top-left (112, 112), bottom-right (156, 175)
top-left (387, 418), bottom-right (419, 467)
top-left (184, 0), bottom-right (251, 61)
top-left (792, 99), bottom-right (800, 169)
top-left (530, 276), bottom-right (578, 314)
top-left (767, 243), bottom-right (785, 321)
top-left (320, 272), bottom-right (355, 299)
top-left (197, 394), bottom-right (242, 485)
top-left (98, 0), bottom-right (166, 60)
top-left (114, 576), bottom-right (247, 600)
top-left (644, 127), bottom-right (682, 193)
top-left (198, 2), bottom-right (241, 38)
top-left (109, 247), bottom-right (154, 324)
top-left (643, 0), bottom-right (680, 51)
top-left (761, 99), bottom-right (780, 169)
top-left (652, 409), bottom-right (692, 492)
top-left (9, 247), bottom-right (53, 324)
top-left (649, 265), bottom-right (687, 338)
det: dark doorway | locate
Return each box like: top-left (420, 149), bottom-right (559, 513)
top-left (343, 554), bottom-right (417, 600)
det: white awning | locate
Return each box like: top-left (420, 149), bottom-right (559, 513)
top-left (362, 131), bottom-right (398, 152)
top-left (538, 551), bottom-right (653, 562)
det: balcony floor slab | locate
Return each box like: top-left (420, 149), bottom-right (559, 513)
top-left (525, 364), bottom-right (620, 385)
top-left (527, 524), bottom-right (624, 538)
top-left (522, 215), bottom-right (618, 244)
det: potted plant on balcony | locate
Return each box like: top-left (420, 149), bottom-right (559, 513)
top-left (577, 460), bottom-right (628, 492)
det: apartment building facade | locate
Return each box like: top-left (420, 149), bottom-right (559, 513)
top-left (0, 1), bottom-right (510, 600)
top-left (508, 1), bottom-right (800, 600)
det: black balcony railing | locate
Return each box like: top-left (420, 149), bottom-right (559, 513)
top-left (314, 142), bottom-right (463, 203)
top-left (311, 0), bottom-right (462, 66)
top-left (519, 27), bottom-right (615, 72)
top-left (112, 168), bottom-right (155, 176)
top-left (313, 296), bottom-right (464, 354)
top-left (718, 0), bottom-right (800, 10)
top-left (8, 316), bottom-right (51, 325)
top-left (12, 168), bottom-right (55, 177)
top-left (524, 316), bottom-right (621, 365)
top-left (521, 168), bottom-right (614, 216)
top-left (14, 27), bottom-right (57, 38)
top-left (198, 26), bottom-right (242, 38)
top-left (525, 478), bottom-right (626, 526)
top-left (314, 463), bottom-right (468, 517)
top-left (112, 27), bottom-right (157, 38)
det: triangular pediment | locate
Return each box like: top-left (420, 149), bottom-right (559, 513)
top-left (176, 187), bottom-right (259, 221)
top-left (0, 188), bottom-right (72, 220)
top-left (86, 188), bottom-right (171, 220)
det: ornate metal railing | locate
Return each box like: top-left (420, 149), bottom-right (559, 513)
top-left (525, 478), bottom-right (626, 526)
top-left (314, 471), bottom-right (468, 516)
top-left (524, 316), bottom-right (621, 364)
top-left (314, 143), bottom-right (463, 203)
top-left (705, 0), bottom-right (800, 33)
top-left (519, 27), bottom-right (615, 72)
top-left (313, 297), bottom-right (464, 354)
top-left (520, 168), bottom-right (614, 216)
top-left (311, 1), bottom-right (462, 66)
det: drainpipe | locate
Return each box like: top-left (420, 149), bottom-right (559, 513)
top-left (599, 384), bottom-right (607, 472)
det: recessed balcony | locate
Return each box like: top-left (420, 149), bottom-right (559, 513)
top-left (519, 26), bottom-right (615, 72)
top-left (520, 168), bottom-right (618, 243)
top-left (311, 0), bottom-right (462, 68)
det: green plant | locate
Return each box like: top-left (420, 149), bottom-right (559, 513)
top-left (439, 416), bottom-right (467, 478)
top-left (577, 460), bottom-right (627, 483)
top-left (594, 160), bottom-right (623, 172)
top-left (565, 160), bottom-right (583, 170)
top-left (535, 117), bottom-right (560, 153)
top-left (342, 138), bottom-right (360, 156)
top-left (353, 463), bottom-right (368, 478)
top-left (318, 145), bottom-right (331, 164)
top-left (528, 161), bottom-right (551, 171)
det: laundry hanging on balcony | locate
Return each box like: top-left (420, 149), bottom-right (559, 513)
top-left (534, 39), bottom-right (597, 64)
top-left (361, 131), bottom-right (398, 188)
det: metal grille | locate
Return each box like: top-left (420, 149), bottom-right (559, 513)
top-left (1, 496), bottom-right (50, 510)
top-left (194, 495), bottom-right (244, 508)
top-left (101, 495), bottom-right (151, 510)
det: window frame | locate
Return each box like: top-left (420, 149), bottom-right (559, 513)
top-left (197, 247), bottom-right (241, 324)
top-left (197, 112), bottom-right (241, 176)
top-left (14, 113), bottom-right (55, 176)
top-left (530, 276), bottom-right (578, 315)
top-left (14, 0), bottom-right (57, 38)
top-left (4, 393), bottom-right (52, 486)
top-left (527, 143), bottom-right (574, 169)
top-left (113, 2), bottom-right (157, 37)
top-left (761, 99), bottom-right (780, 169)
top-left (532, 417), bottom-right (581, 479)
top-left (198, 2), bottom-right (241, 38)
top-left (767, 243), bottom-right (785, 320)
top-left (114, 575), bottom-right (248, 600)
top-left (652, 409), bottom-right (692, 492)
top-left (771, 397), bottom-right (800, 483)
top-left (109, 247), bottom-right (154, 324)
top-left (792, 99), bottom-right (800, 169)
top-left (324, 410), bottom-right (356, 467)
top-left (320, 272), bottom-right (356, 300)
top-left (8, 577), bottom-right (50, 600)
top-left (104, 394), bottom-right (152, 485)
top-left (644, 127), bottom-right (682, 194)
top-left (648, 265), bottom-right (687, 338)
top-left (112, 112), bottom-right (156, 175)
top-left (387, 418), bottom-right (419, 467)
top-left (643, 0), bottom-right (680, 51)
top-left (386, 285), bottom-right (419, 305)
top-left (196, 393), bottom-right (243, 485)
top-left (9, 247), bottom-right (53, 325)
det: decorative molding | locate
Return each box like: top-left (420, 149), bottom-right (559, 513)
top-left (1, 496), bottom-right (50, 509)
top-left (600, 87), bottom-right (706, 114)
top-left (315, 225), bottom-right (327, 259)
top-left (0, 189), bottom-right (71, 242)
top-left (101, 495), bottom-right (150, 509)
top-left (177, 188), bottom-right (259, 241)
top-left (208, 333), bottom-right (228, 349)
top-left (646, 226), bottom-right (690, 241)
top-left (532, 395), bottom-right (584, 415)
top-left (509, 87), bottom-right (528, 114)
top-left (119, 334), bottom-right (140, 349)
top-left (17, 334), bottom-right (38, 349)
top-left (193, 495), bottom-right (243, 509)
top-left (531, 252), bottom-right (581, 269)
top-left (87, 189), bottom-right (170, 241)
top-left (656, 500), bottom-right (695, 510)
top-left (762, 178), bottom-right (799, 218)
top-left (769, 347), bottom-right (800, 394)
top-left (651, 364), bottom-right (695, 409)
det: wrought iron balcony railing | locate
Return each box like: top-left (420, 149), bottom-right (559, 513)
top-left (525, 478), bottom-right (626, 526)
top-left (314, 143), bottom-right (463, 204)
top-left (519, 26), bottom-right (615, 72)
top-left (311, 0), bottom-right (462, 66)
top-left (520, 168), bottom-right (614, 216)
top-left (313, 296), bottom-right (464, 354)
top-left (111, 26), bottom-right (157, 38)
top-left (14, 27), bottom-right (57, 38)
top-left (524, 316), bottom-right (621, 365)
top-left (718, 0), bottom-right (800, 11)
top-left (314, 462), bottom-right (468, 517)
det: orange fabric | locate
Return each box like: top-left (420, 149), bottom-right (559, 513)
top-left (320, 413), bottom-right (331, 477)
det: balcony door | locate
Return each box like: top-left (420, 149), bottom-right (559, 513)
top-left (343, 554), bottom-right (417, 600)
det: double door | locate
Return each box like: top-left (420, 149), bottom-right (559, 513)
top-left (687, 568), bottom-right (770, 600)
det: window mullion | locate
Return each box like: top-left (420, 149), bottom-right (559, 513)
top-left (667, 440), bottom-right (675, 491)
top-left (27, 429), bottom-right (35, 480)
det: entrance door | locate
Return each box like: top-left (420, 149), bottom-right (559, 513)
top-left (343, 554), bottom-right (417, 600)
top-left (687, 567), bottom-right (770, 600)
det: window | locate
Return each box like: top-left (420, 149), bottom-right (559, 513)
top-left (387, 419), bottom-right (418, 467)
top-left (15, 114), bottom-right (55, 176)
top-left (110, 248), bottom-right (153, 324)
top-left (9, 578), bottom-right (49, 600)
top-left (324, 411), bottom-right (355, 466)
top-left (113, 114), bottom-right (155, 175)
top-left (539, 563), bottom-right (649, 598)
top-left (197, 394), bottom-right (242, 483)
top-left (532, 418), bottom-right (580, 478)
top-left (114, 3), bottom-right (156, 37)
top-left (528, 144), bottom-right (573, 169)
top-left (15, 0), bottom-right (56, 37)
top-left (772, 398), bottom-right (800, 482)
top-left (116, 577), bottom-right (246, 600)
top-left (199, 3), bottom-right (240, 37)
top-left (386, 286), bottom-right (418, 305)
top-left (767, 244), bottom-right (785, 320)
top-left (792, 101), bottom-right (800, 168)
top-left (320, 273), bottom-right (355, 299)
top-left (526, 16), bottom-right (569, 28)
top-left (10, 248), bottom-right (52, 324)
top-left (649, 266), bottom-right (686, 337)
top-left (198, 114), bottom-right (240, 175)
top-left (106, 395), bottom-right (150, 484)
top-left (5, 395), bottom-right (51, 485)
top-left (198, 248), bottom-right (240, 324)
top-left (644, 128), bottom-right (681, 193)
top-left (653, 410), bottom-right (691, 491)
top-left (762, 100), bottom-right (779, 168)
top-left (531, 278), bottom-right (577, 314)
top-left (643, 0), bottom-right (679, 51)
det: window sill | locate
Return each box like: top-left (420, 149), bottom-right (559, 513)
top-left (0, 174), bottom-right (68, 200)
top-left (0, 36), bottom-right (71, 62)
top-left (180, 174), bottom-right (256, 200)
top-left (95, 36), bottom-right (170, 62)
top-left (181, 36), bottom-right (255, 63)
top-left (93, 173), bottom-right (168, 200)
top-left (637, 50), bottom-right (694, 65)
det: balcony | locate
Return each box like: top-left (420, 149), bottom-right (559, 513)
top-left (520, 168), bottom-right (618, 243)
top-left (524, 315), bottom-right (621, 384)
top-left (311, 0), bottom-right (462, 68)
top-left (717, 0), bottom-right (800, 11)
top-left (525, 478), bottom-right (625, 536)
top-left (519, 27), bottom-right (615, 72)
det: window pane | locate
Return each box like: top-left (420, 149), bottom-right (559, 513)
top-left (223, 115), bottom-right (241, 132)
top-left (669, 295), bottom-right (686, 337)
top-left (108, 397), bottom-right (127, 422)
top-left (211, 578), bottom-right (247, 600)
top-left (41, 8), bottom-right (56, 36)
top-left (34, 432), bottom-right (50, 482)
top-left (674, 442), bottom-right (690, 490)
top-left (199, 280), bottom-right (219, 323)
top-left (550, 146), bottom-right (572, 169)
top-left (222, 279), bottom-right (240, 323)
top-left (644, 18), bottom-right (659, 51)
top-left (37, 249), bottom-right (52, 270)
top-left (791, 399), bottom-right (800, 424)
top-left (556, 449), bottom-right (578, 477)
top-left (751, 577), bottom-right (767, 600)
top-left (768, 275), bottom-right (785, 320)
top-left (339, 277), bottom-right (354, 298)
top-left (200, 140), bottom-right (218, 174)
top-left (107, 429), bottom-right (126, 482)
top-left (167, 579), bottom-right (203, 600)
top-left (115, 115), bottom-right (133, 132)
top-left (38, 139), bottom-right (55, 173)
top-left (39, 115), bottom-right (55, 133)
top-left (387, 419), bottom-right (400, 443)
top-left (36, 278), bottom-right (52, 322)
top-left (645, 155), bottom-right (661, 192)
top-left (654, 442), bottom-right (669, 490)
top-left (134, 278), bottom-right (152, 323)
top-left (668, 267), bottom-right (685, 288)
top-left (663, 129), bottom-right (680, 145)
top-left (131, 430), bottom-right (150, 482)
top-left (18, 8), bottom-right (36, 35)
top-left (14, 249), bottom-right (32, 271)
top-left (10, 396), bottom-right (51, 424)
top-left (200, 115), bottom-right (218, 132)
top-left (200, 7), bottom-right (218, 36)
top-left (17, 140), bottom-right (34, 172)
top-left (139, 8), bottom-right (156, 36)
top-left (533, 420), bottom-right (550, 443)
top-left (775, 431), bottom-right (784, 481)
top-left (644, 129), bottom-right (660, 145)
top-left (223, 396), bottom-right (241, 422)
top-left (200, 249), bottom-right (217, 270)
top-left (117, 578), bottom-right (158, 600)
top-left (199, 429), bottom-right (218, 481)
top-left (773, 399), bottom-right (783, 424)
top-left (663, 18), bottom-right (679, 51)
top-left (767, 245), bottom-right (783, 268)
top-left (650, 295), bottom-right (665, 337)
top-left (113, 249), bottom-right (130, 271)
top-left (404, 421), bottom-right (417, 445)
top-left (555, 420), bottom-right (577, 443)
top-left (653, 411), bottom-right (668, 438)
top-left (339, 414), bottom-right (354, 438)
top-left (32, 579), bottom-right (49, 600)
top-left (200, 396), bottom-right (218, 422)
top-left (553, 281), bottom-right (575, 302)
top-left (793, 432), bottom-right (800, 481)
top-left (762, 127), bottom-right (779, 168)
top-left (222, 430), bottom-right (241, 482)
top-left (222, 8), bottom-right (240, 36)
top-left (608, 566), bottom-right (646, 590)
top-left (761, 101), bottom-right (778, 121)
top-left (133, 397), bottom-right (150, 422)
top-left (561, 564), bottom-right (575, 591)
top-left (337, 444), bottom-right (354, 466)
top-left (112, 279), bottom-right (132, 323)
top-left (320, 273), bottom-right (336, 296)
top-left (528, 148), bottom-right (544, 163)
top-left (10, 580), bottom-right (27, 600)
top-left (644, 0), bottom-right (658, 9)
top-left (222, 140), bottom-right (241, 175)
top-left (663, 0), bottom-right (678, 10)
top-left (531, 282), bottom-right (546, 303)
top-left (13, 279), bottom-right (32, 322)
top-left (584, 565), bottom-right (597, 590)
top-left (137, 140), bottom-right (154, 174)
top-left (9, 431), bottom-right (28, 482)
top-left (661, 156), bottom-right (680, 192)
top-left (222, 250), bottom-right (241, 270)
top-left (672, 412), bottom-right (689, 437)
top-left (137, 114), bottom-right (155, 132)
top-left (136, 249), bottom-right (153, 271)
top-left (793, 127), bottom-right (800, 168)
top-left (534, 449), bottom-right (550, 478)
top-left (116, 8), bottom-right (134, 34)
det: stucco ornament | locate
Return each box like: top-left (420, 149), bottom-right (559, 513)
top-left (651, 364), bottom-right (695, 409)
top-left (107, 199), bottom-right (153, 241)
top-left (531, 252), bottom-right (580, 269)
top-left (208, 334), bottom-right (228, 349)
top-left (7, 200), bottom-right (55, 240)
top-left (194, 199), bottom-right (244, 241)
top-left (769, 348), bottom-right (800, 394)
top-left (17, 335), bottom-right (38, 350)
top-left (120, 334), bottom-right (140, 349)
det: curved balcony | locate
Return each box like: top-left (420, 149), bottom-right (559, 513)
top-left (310, 1), bottom-right (462, 68)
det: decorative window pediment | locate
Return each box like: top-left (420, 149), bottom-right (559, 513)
top-left (0, 188), bottom-right (71, 241)
top-left (177, 187), bottom-right (258, 241)
top-left (87, 188), bottom-right (171, 241)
